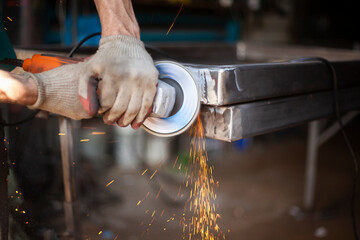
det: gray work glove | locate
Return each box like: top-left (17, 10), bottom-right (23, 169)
top-left (26, 62), bottom-right (93, 120)
top-left (78, 34), bottom-right (158, 129)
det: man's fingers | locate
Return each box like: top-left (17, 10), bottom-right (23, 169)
top-left (118, 91), bottom-right (142, 127)
top-left (103, 90), bottom-right (130, 124)
top-left (131, 105), bottom-right (152, 129)
top-left (98, 73), bottom-right (118, 114)
top-left (131, 90), bottom-right (155, 129)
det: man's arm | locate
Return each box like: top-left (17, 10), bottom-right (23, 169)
top-left (94, 0), bottom-right (140, 38)
top-left (0, 63), bottom-right (95, 120)
top-left (0, 70), bottom-right (37, 105)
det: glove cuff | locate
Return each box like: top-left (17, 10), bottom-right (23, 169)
top-left (25, 64), bottom-right (91, 120)
top-left (100, 34), bottom-right (143, 46)
top-left (25, 72), bottom-right (46, 109)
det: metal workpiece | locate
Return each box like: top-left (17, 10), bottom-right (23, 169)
top-left (200, 87), bottom-right (360, 142)
top-left (185, 60), bottom-right (360, 106)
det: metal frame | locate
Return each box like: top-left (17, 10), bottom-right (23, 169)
top-left (59, 117), bottom-right (81, 240)
top-left (303, 112), bottom-right (359, 210)
top-left (201, 87), bottom-right (360, 142)
top-left (9, 48), bottom-right (360, 238)
top-left (185, 60), bottom-right (360, 106)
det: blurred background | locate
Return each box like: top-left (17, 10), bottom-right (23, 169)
top-left (1, 0), bottom-right (360, 239)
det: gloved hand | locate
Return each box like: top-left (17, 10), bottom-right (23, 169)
top-left (26, 62), bottom-right (95, 120)
top-left (78, 34), bottom-right (158, 129)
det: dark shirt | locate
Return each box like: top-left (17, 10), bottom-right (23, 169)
top-left (0, 12), bottom-right (16, 71)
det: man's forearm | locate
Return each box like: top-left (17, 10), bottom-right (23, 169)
top-left (94, 0), bottom-right (140, 38)
top-left (0, 70), bottom-right (37, 105)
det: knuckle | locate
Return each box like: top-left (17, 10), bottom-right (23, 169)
top-left (136, 111), bottom-right (147, 123)
top-left (143, 97), bottom-right (153, 108)
top-left (126, 107), bottom-right (138, 118)
top-left (103, 117), bottom-right (114, 125)
top-left (123, 108), bottom-right (140, 124)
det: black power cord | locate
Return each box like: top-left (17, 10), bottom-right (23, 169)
top-left (290, 57), bottom-right (359, 240)
top-left (68, 32), bottom-right (101, 57)
top-left (67, 31), bottom-right (174, 59)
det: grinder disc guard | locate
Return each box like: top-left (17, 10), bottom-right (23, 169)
top-left (143, 61), bottom-right (200, 137)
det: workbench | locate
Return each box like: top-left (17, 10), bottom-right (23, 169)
top-left (8, 43), bottom-right (360, 239)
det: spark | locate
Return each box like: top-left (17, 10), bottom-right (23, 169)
top-left (177, 185), bottom-right (182, 198)
top-left (7, 17), bottom-right (12, 21)
top-left (150, 169), bottom-right (158, 180)
top-left (166, 2), bottom-right (184, 35)
top-left (114, 235), bottom-right (119, 240)
top-left (137, 200), bottom-right (142, 206)
top-left (58, 133), bottom-right (65, 136)
top-left (80, 139), bottom-right (90, 142)
top-left (82, 126), bottom-right (96, 129)
top-left (156, 187), bottom-right (163, 200)
top-left (105, 180), bottom-right (115, 187)
top-left (173, 155), bottom-right (179, 168)
top-left (152, 210), bottom-right (156, 217)
top-left (142, 168), bottom-right (148, 175)
top-left (90, 132), bottom-right (106, 135)
top-left (98, 231), bottom-right (102, 235)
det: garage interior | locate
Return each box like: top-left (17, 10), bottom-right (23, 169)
top-left (1, 0), bottom-right (360, 239)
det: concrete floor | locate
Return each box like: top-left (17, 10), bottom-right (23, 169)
top-left (76, 118), bottom-right (360, 240)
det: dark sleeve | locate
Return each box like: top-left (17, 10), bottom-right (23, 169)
top-left (0, 12), bottom-right (16, 71)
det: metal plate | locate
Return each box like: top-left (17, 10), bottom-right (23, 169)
top-left (185, 61), bottom-right (360, 106)
top-left (201, 87), bottom-right (360, 142)
top-left (142, 61), bottom-right (200, 137)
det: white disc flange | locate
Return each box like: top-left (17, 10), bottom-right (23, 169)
top-left (142, 61), bottom-right (200, 137)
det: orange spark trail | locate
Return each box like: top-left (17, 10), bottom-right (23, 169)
top-left (90, 132), bottom-right (106, 135)
top-left (142, 169), bottom-right (148, 175)
top-left (166, 2), bottom-right (184, 35)
top-left (105, 180), bottom-right (115, 187)
top-left (150, 169), bottom-right (158, 180)
top-left (182, 115), bottom-right (225, 240)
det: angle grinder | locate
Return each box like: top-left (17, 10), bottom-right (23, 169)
top-left (0, 54), bottom-right (200, 137)
top-left (1, 55), bottom-right (200, 137)
top-left (143, 61), bottom-right (200, 137)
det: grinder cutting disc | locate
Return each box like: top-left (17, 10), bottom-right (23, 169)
top-left (142, 61), bottom-right (200, 137)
